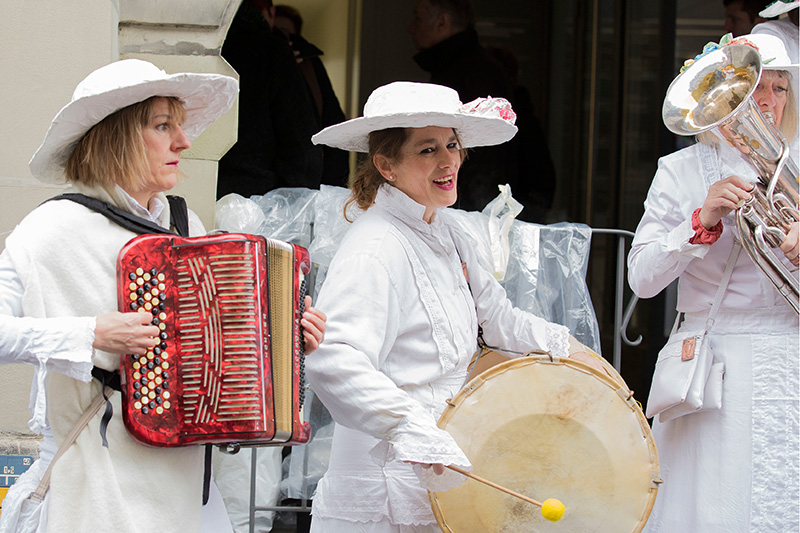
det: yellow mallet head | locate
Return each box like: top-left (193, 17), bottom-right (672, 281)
top-left (541, 498), bottom-right (565, 522)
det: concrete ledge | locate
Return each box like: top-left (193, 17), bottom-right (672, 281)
top-left (0, 432), bottom-right (42, 459)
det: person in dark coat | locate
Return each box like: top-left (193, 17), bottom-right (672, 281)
top-left (408, 0), bottom-right (523, 216)
top-left (217, 0), bottom-right (323, 199)
top-left (274, 4), bottom-right (351, 187)
top-left (486, 45), bottom-right (556, 223)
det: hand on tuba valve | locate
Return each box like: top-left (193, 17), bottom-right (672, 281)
top-left (780, 222), bottom-right (800, 267)
top-left (698, 175), bottom-right (754, 229)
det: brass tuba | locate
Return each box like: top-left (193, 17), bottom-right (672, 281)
top-left (662, 43), bottom-right (799, 314)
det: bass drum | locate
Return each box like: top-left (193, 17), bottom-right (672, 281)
top-left (430, 348), bottom-right (660, 532)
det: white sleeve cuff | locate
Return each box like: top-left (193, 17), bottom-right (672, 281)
top-left (38, 316), bottom-right (96, 382)
top-left (667, 218), bottom-right (713, 258)
top-left (368, 412), bottom-right (472, 492)
top-left (546, 322), bottom-right (571, 359)
top-left (27, 316), bottom-right (96, 434)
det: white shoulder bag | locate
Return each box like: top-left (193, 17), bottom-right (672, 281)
top-left (645, 243), bottom-right (741, 422)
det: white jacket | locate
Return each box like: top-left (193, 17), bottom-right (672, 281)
top-left (306, 185), bottom-right (569, 526)
top-left (628, 141), bottom-right (797, 313)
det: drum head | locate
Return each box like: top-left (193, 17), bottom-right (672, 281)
top-left (430, 355), bottom-right (659, 532)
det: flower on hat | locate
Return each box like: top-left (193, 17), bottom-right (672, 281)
top-left (678, 33), bottom-right (780, 74)
top-left (460, 97), bottom-right (517, 125)
top-left (680, 33), bottom-right (732, 73)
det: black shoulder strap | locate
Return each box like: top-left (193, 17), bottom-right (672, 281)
top-left (167, 195), bottom-right (190, 237)
top-left (46, 193), bottom-right (178, 236)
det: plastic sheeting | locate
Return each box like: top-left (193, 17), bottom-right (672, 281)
top-left (214, 185), bottom-right (601, 504)
top-left (212, 447), bottom-right (282, 533)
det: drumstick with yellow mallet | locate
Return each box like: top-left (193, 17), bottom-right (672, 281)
top-left (445, 465), bottom-right (566, 522)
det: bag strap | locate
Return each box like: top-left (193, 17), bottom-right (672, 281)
top-left (705, 242), bottom-right (742, 331)
top-left (29, 386), bottom-right (115, 502)
top-left (673, 242), bottom-right (742, 338)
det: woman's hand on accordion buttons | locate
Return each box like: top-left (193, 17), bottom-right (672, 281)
top-left (780, 221), bottom-right (799, 267)
top-left (93, 312), bottom-right (160, 355)
top-left (301, 295), bottom-right (327, 354)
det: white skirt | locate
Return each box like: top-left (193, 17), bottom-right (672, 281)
top-left (644, 306), bottom-right (799, 532)
top-left (309, 517), bottom-right (440, 533)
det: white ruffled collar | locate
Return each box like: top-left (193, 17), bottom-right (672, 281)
top-left (374, 184), bottom-right (445, 233)
top-left (716, 142), bottom-right (759, 184)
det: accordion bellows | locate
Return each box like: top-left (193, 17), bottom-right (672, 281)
top-left (116, 233), bottom-right (311, 447)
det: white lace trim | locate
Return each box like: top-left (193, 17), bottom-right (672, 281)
top-left (372, 414), bottom-right (472, 470)
top-left (411, 463), bottom-right (466, 492)
top-left (312, 471), bottom-right (441, 525)
top-left (546, 322), bottom-right (570, 359)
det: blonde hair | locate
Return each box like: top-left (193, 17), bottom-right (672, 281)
top-left (65, 96), bottom-right (186, 190)
top-left (777, 71), bottom-right (798, 140)
top-left (697, 70), bottom-right (797, 146)
top-left (344, 127), bottom-right (467, 221)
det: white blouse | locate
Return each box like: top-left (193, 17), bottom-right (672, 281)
top-left (628, 141), bottom-right (797, 313)
top-left (306, 185), bottom-right (569, 526)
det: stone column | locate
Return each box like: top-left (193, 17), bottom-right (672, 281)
top-left (0, 0), bottom-right (240, 462)
top-left (119, 0), bottom-right (241, 228)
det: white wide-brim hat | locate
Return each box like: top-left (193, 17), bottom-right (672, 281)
top-left (760, 0), bottom-right (798, 18)
top-left (743, 33), bottom-right (799, 76)
top-left (30, 58), bottom-right (239, 184)
top-left (311, 81), bottom-right (518, 153)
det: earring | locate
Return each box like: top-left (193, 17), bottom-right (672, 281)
top-left (387, 175), bottom-right (395, 181)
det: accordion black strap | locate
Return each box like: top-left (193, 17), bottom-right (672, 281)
top-left (46, 192), bottom-right (190, 237)
top-left (166, 195), bottom-right (190, 238)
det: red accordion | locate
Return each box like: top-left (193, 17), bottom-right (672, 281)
top-left (116, 233), bottom-right (311, 447)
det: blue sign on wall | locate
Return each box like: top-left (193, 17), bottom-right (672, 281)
top-left (0, 455), bottom-right (34, 487)
top-left (0, 455), bottom-right (34, 516)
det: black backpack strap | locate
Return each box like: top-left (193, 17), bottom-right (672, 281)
top-left (46, 193), bottom-right (178, 236)
top-left (91, 367), bottom-right (121, 448)
top-left (167, 195), bottom-right (190, 237)
top-left (91, 367), bottom-right (121, 391)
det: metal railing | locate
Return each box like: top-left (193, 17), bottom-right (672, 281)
top-left (590, 228), bottom-right (642, 373)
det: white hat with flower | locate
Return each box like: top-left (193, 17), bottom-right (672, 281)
top-left (30, 59), bottom-right (239, 184)
top-left (760, 0), bottom-right (799, 18)
top-left (311, 81), bottom-right (518, 153)
top-left (743, 32), bottom-right (799, 80)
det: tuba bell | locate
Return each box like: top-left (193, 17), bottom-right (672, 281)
top-left (662, 41), bottom-right (800, 314)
